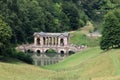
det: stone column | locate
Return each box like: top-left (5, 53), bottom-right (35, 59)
top-left (51, 37), bottom-right (53, 46)
top-left (46, 37), bottom-right (48, 46)
top-left (64, 37), bottom-right (67, 46)
top-left (50, 37), bottom-right (52, 46)
top-left (55, 37), bottom-right (58, 46)
top-left (48, 37), bottom-right (50, 46)
top-left (48, 37), bottom-right (49, 46)
top-left (34, 36), bottom-right (37, 45)
top-left (58, 37), bottom-right (60, 46)
top-left (40, 36), bottom-right (43, 46)
top-left (49, 37), bottom-right (51, 46)
top-left (47, 37), bottom-right (49, 46)
top-left (45, 37), bottom-right (47, 46)
top-left (51, 37), bottom-right (54, 46)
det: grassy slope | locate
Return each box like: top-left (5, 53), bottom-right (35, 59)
top-left (1, 48), bottom-right (120, 80)
top-left (0, 61), bottom-right (55, 80)
top-left (69, 22), bottom-right (100, 47)
top-left (44, 48), bottom-right (120, 80)
top-left (44, 47), bottom-right (102, 70)
top-left (1, 25), bottom-right (120, 80)
top-left (70, 31), bottom-right (100, 47)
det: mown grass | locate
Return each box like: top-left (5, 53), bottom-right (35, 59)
top-left (70, 31), bottom-right (100, 47)
top-left (1, 48), bottom-right (120, 80)
top-left (44, 47), bottom-right (102, 70)
top-left (0, 61), bottom-right (55, 80)
top-left (43, 48), bottom-right (120, 80)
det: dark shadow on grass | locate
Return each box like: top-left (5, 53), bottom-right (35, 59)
top-left (0, 56), bottom-right (24, 64)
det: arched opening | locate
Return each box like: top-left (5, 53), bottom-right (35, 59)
top-left (43, 37), bottom-right (45, 45)
top-left (36, 38), bottom-right (40, 45)
top-left (68, 51), bottom-right (75, 55)
top-left (27, 49), bottom-right (31, 53)
top-left (26, 49), bottom-right (34, 56)
top-left (60, 38), bottom-right (64, 46)
top-left (45, 49), bottom-right (57, 57)
top-left (27, 49), bottom-right (33, 53)
top-left (36, 50), bottom-right (41, 56)
top-left (60, 50), bottom-right (64, 57)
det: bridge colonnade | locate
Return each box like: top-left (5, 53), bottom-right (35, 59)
top-left (34, 32), bottom-right (69, 47)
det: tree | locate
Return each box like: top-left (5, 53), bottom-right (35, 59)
top-left (62, 2), bottom-right (80, 30)
top-left (100, 9), bottom-right (120, 50)
top-left (0, 18), bottom-right (12, 55)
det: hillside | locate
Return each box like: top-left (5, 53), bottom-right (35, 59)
top-left (69, 22), bottom-right (100, 47)
top-left (43, 47), bottom-right (120, 80)
top-left (0, 61), bottom-right (55, 80)
top-left (1, 47), bottom-right (120, 80)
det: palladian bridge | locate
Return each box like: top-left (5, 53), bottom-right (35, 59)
top-left (17, 32), bottom-right (86, 66)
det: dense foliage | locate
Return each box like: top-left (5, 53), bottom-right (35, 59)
top-left (0, 18), bottom-right (12, 55)
top-left (0, 0), bottom-right (120, 60)
top-left (100, 9), bottom-right (120, 50)
top-left (0, 0), bottom-right (120, 44)
top-left (81, 0), bottom-right (120, 22)
top-left (0, 0), bottom-right (88, 44)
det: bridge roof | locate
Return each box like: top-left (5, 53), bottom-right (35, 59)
top-left (34, 32), bottom-right (69, 37)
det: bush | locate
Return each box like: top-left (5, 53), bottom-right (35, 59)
top-left (16, 52), bottom-right (33, 64)
top-left (5, 48), bottom-right (33, 64)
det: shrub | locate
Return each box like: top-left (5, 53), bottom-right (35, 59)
top-left (5, 48), bottom-right (33, 64)
top-left (16, 52), bottom-right (33, 64)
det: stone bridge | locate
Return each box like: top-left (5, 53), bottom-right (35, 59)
top-left (16, 32), bottom-right (87, 66)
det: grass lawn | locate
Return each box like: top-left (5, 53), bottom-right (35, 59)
top-left (43, 48), bottom-right (120, 80)
top-left (70, 30), bottom-right (100, 47)
top-left (1, 48), bottom-right (120, 80)
top-left (1, 29), bottom-right (120, 80)
top-left (44, 47), bottom-right (102, 70)
top-left (0, 60), bottom-right (55, 80)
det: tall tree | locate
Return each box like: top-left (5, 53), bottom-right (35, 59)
top-left (62, 2), bottom-right (80, 30)
top-left (100, 9), bottom-right (120, 50)
top-left (0, 18), bottom-right (12, 55)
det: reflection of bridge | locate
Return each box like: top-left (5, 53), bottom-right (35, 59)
top-left (32, 54), bottom-right (64, 66)
top-left (16, 32), bottom-right (86, 66)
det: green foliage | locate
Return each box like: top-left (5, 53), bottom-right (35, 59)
top-left (0, 0), bottom-right (88, 44)
top-left (45, 49), bottom-right (57, 57)
top-left (0, 18), bottom-right (12, 55)
top-left (46, 49), bottom-right (57, 53)
top-left (16, 52), bottom-right (33, 64)
top-left (81, 0), bottom-right (120, 22)
top-left (100, 9), bottom-right (120, 50)
top-left (6, 48), bottom-right (33, 64)
top-left (1, 0), bottom-right (119, 45)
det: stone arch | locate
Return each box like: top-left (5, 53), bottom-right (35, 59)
top-left (68, 50), bottom-right (75, 55)
top-left (27, 49), bottom-right (31, 53)
top-left (60, 38), bottom-right (64, 46)
top-left (60, 50), bottom-right (65, 57)
top-left (26, 49), bottom-right (33, 53)
top-left (45, 48), bottom-right (57, 57)
top-left (36, 50), bottom-right (41, 53)
top-left (44, 48), bottom-right (57, 53)
top-left (36, 38), bottom-right (40, 45)
top-left (36, 50), bottom-right (41, 56)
